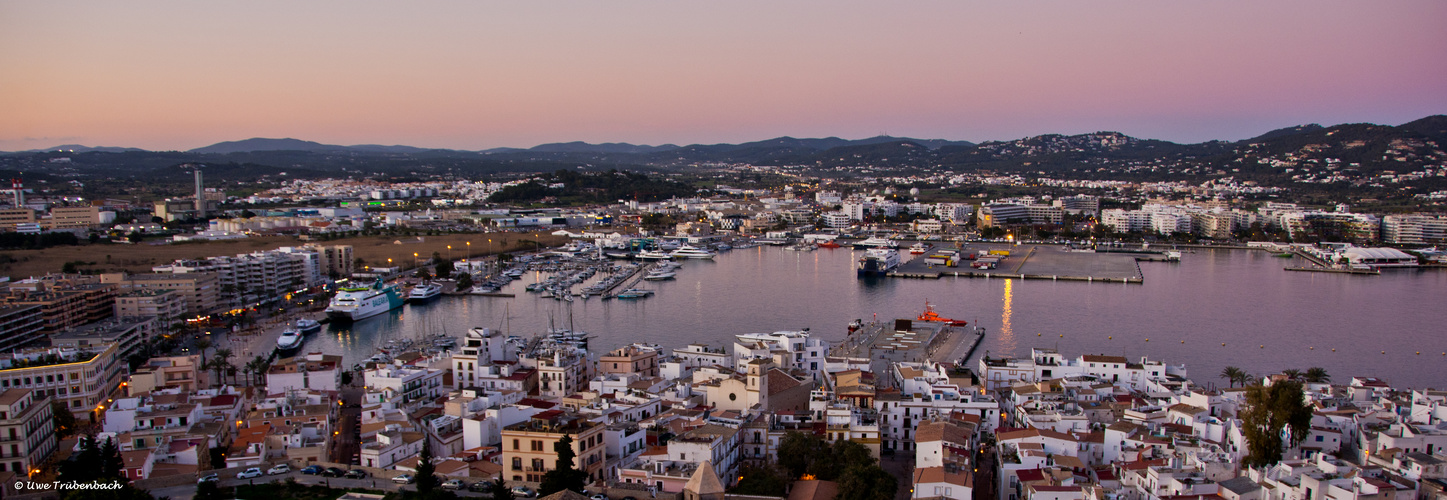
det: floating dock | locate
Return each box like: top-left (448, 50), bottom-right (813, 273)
top-left (1284, 266), bottom-right (1380, 275)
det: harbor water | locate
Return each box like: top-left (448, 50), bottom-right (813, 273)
top-left (312, 246), bottom-right (1447, 389)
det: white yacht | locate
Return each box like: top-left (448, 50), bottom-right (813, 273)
top-left (643, 266), bottom-right (677, 280)
top-left (325, 279), bottom-right (405, 322)
top-left (636, 250), bottom-right (672, 260)
top-left (407, 282), bottom-right (443, 303)
top-left (295, 318), bottom-right (321, 335)
top-left (853, 237), bottom-right (899, 249)
top-left (275, 330), bottom-right (304, 357)
top-left (669, 245), bottom-right (716, 259)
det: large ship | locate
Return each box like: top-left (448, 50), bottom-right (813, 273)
top-left (325, 279), bottom-right (404, 322)
top-left (857, 248), bottom-right (900, 276)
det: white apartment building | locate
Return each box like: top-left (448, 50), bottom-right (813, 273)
top-left (266, 353), bottom-right (344, 394)
top-left (450, 327), bottom-right (517, 390)
top-left (364, 365), bottom-right (447, 406)
top-left (0, 389), bottom-right (56, 477)
top-left (733, 331), bottom-right (830, 382)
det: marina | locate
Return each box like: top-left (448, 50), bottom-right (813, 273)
top-left (269, 243), bottom-right (1444, 390)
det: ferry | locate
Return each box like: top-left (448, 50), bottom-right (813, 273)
top-left (669, 245), bottom-right (716, 259)
top-left (853, 237), bottom-right (899, 249)
top-left (407, 282), bottom-right (443, 303)
top-left (857, 248), bottom-right (900, 277)
top-left (275, 330), bottom-right (304, 357)
top-left (295, 318), bottom-right (321, 335)
top-left (325, 279), bottom-right (405, 322)
top-left (909, 242), bottom-right (931, 255)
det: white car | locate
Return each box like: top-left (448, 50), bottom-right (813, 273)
top-left (267, 464), bottom-right (291, 475)
top-left (237, 467), bottom-right (263, 479)
top-left (392, 473), bottom-right (415, 484)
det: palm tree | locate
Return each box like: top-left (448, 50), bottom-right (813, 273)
top-left (210, 348), bottom-right (234, 387)
top-left (1221, 366), bottom-right (1244, 388)
top-left (1282, 369), bottom-right (1302, 380)
top-left (1304, 367), bottom-right (1330, 384)
top-left (1237, 371), bottom-right (1256, 387)
top-left (194, 337), bottom-right (213, 361)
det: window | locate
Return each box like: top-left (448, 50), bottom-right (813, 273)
top-left (531, 440), bottom-right (544, 451)
top-left (512, 458), bottom-right (522, 470)
top-left (532, 458), bottom-right (544, 470)
top-left (513, 439), bottom-right (520, 450)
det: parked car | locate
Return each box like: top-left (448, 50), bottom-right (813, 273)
top-left (393, 474), bottom-right (415, 484)
top-left (591, 494), bottom-right (609, 500)
top-left (301, 465), bottom-right (324, 475)
top-left (442, 479), bottom-right (466, 490)
top-left (512, 486), bottom-right (536, 498)
top-left (469, 481), bottom-right (494, 492)
top-left (236, 467), bottom-right (263, 479)
top-left (267, 464), bottom-right (291, 475)
top-left (322, 467), bottom-right (346, 477)
top-left (345, 469), bottom-right (368, 479)
top-left (197, 473), bottom-right (219, 484)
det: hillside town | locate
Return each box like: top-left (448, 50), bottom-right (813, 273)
top-left (4, 304), bottom-right (1445, 500)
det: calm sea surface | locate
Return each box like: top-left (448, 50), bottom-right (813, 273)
top-left (314, 246), bottom-right (1447, 390)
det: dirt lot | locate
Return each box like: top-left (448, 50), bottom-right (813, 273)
top-left (0, 231), bottom-right (569, 280)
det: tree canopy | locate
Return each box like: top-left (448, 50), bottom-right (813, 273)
top-left (774, 432), bottom-right (895, 500)
top-left (1241, 380), bottom-right (1314, 468)
top-left (539, 435), bottom-right (589, 496)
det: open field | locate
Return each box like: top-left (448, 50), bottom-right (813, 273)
top-left (0, 231), bottom-right (569, 280)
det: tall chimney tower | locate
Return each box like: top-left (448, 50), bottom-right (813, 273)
top-left (11, 178), bottom-right (23, 207)
top-left (194, 166), bottom-right (205, 219)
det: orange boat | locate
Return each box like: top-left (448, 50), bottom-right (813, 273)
top-left (917, 300), bottom-right (968, 326)
top-left (817, 240), bottom-right (842, 248)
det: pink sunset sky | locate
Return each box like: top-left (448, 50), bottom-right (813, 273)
top-left (2, 1), bottom-right (1444, 152)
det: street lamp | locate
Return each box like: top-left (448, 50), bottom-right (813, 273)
top-left (447, 245), bottom-right (452, 262)
top-left (414, 252), bottom-right (419, 268)
top-left (465, 241), bottom-right (470, 261)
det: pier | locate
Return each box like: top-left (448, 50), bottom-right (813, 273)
top-left (888, 244), bottom-right (1146, 284)
top-left (601, 262), bottom-right (656, 299)
top-left (1285, 266), bottom-right (1380, 275)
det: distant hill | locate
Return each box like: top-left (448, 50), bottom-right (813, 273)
top-left (1249, 124), bottom-right (1325, 142)
top-left (21, 144), bottom-right (148, 154)
top-left (527, 142), bottom-right (680, 154)
top-left (190, 138), bottom-right (347, 154)
top-left (1397, 115), bottom-right (1447, 142)
top-left (346, 144), bottom-right (443, 154)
